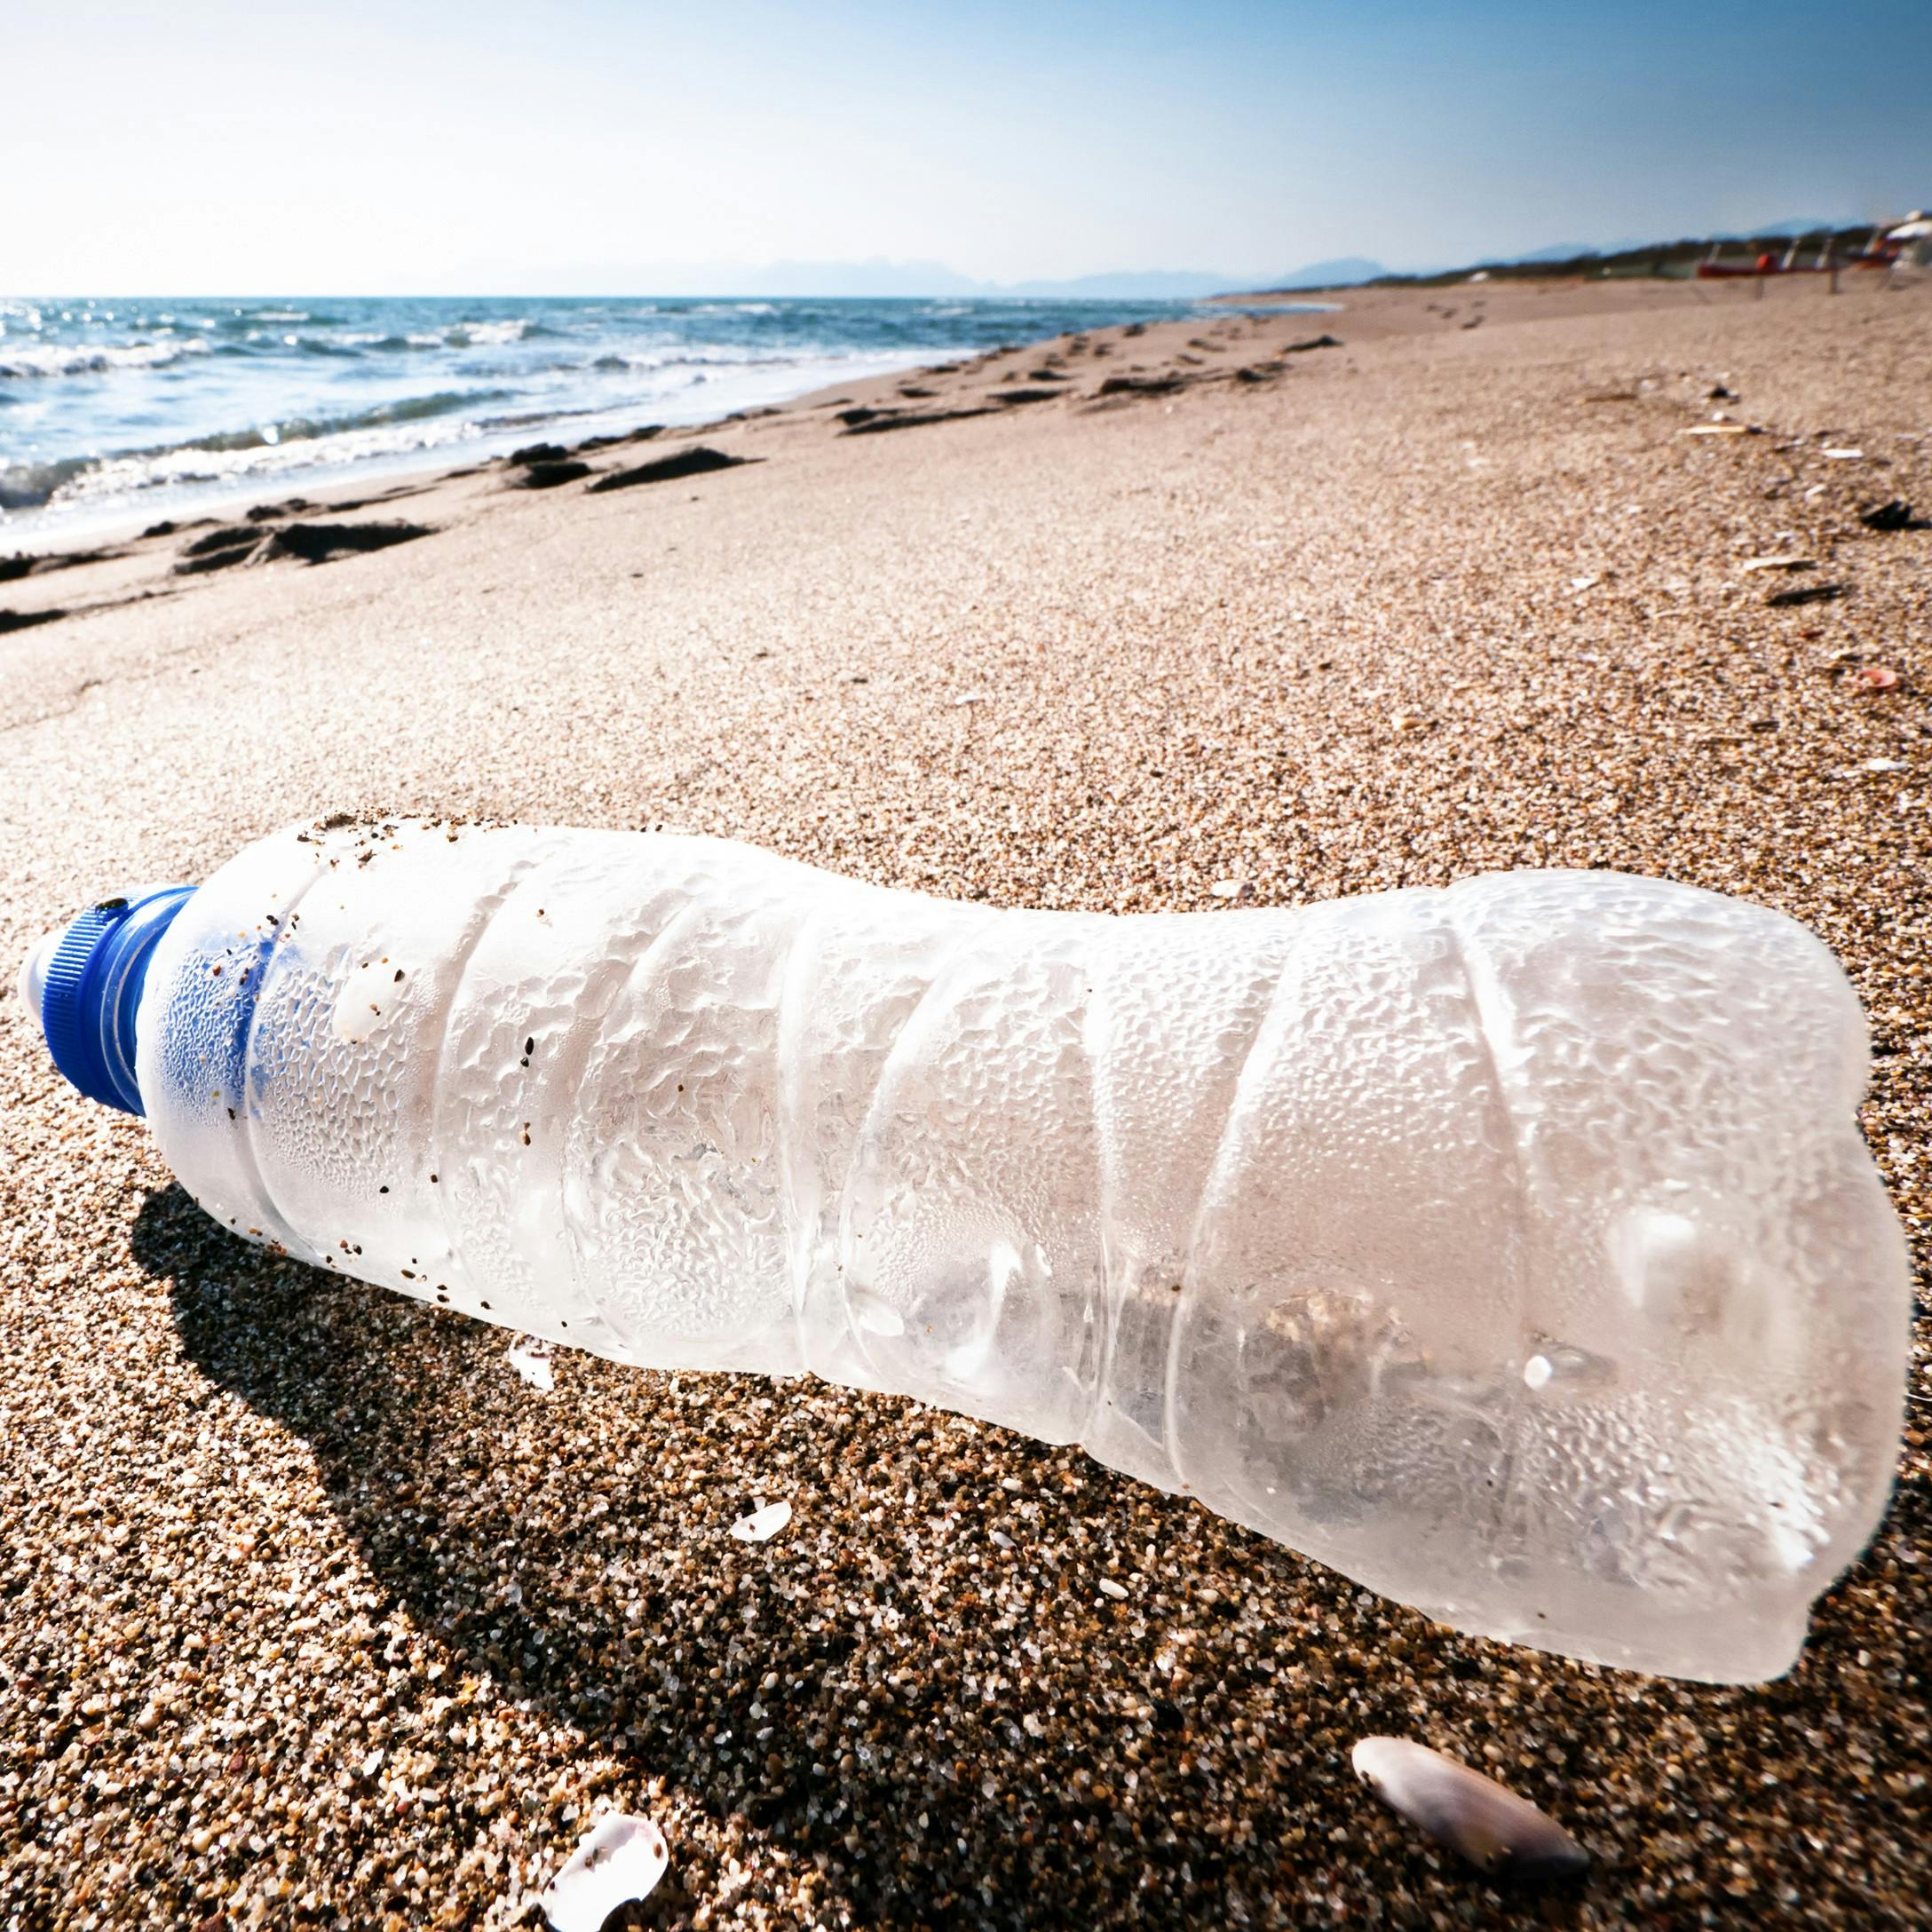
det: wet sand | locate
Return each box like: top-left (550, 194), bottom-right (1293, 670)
top-left (1, 273), bottom-right (1927, 1928)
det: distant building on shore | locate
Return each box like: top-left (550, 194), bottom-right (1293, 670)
top-left (1888, 212), bottom-right (1932, 269)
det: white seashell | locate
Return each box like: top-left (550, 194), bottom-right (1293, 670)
top-left (730, 1498), bottom-right (792, 1542)
top-left (507, 1335), bottom-right (554, 1392)
top-left (540, 1812), bottom-right (669, 1932)
top-left (1351, 1737), bottom-right (1587, 1881)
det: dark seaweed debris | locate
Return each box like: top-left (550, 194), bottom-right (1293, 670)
top-left (585, 447), bottom-right (754, 493)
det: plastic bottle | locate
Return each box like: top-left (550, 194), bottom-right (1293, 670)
top-left (19, 817), bottom-right (1909, 1683)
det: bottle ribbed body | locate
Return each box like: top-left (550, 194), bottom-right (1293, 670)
top-left (134, 818), bottom-right (1910, 1682)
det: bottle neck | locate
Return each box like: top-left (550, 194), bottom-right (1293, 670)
top-left (36, 886), bottom-right (195, 1115)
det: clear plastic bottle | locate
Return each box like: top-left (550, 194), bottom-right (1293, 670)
top-left (20, 817), bottom-right (1909, 1683)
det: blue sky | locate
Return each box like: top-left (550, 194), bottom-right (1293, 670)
top-left (7, 0), bottom-right (1925, 292)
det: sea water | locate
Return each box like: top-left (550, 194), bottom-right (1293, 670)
top-left (0, 294), bottom-right (1244, 539)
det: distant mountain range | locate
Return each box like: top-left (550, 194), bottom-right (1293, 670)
top-left (1242, 219), bottom-right (1869, 292)
top-left (1477, 220), bottom-right (1863, 266)
top-left (1245, 256), bottom-right (1388, 291)
top-left (564, 223), bottom-right (1873, 299)
top-left (634, 260), bottom-right (1263, 300)
top-left (589, 257), bottom-right (1382, 299)
top-left (1733, 217), bottom-right (1865, 241)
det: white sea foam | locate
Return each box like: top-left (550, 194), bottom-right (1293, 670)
top-left (589, 347), bottom-right (801, 372)
top-left (445, 320), bottom-right (527, 346)
top-left (52, 414), bottom-right (493, 501)
top-left (0, 337), bottom-right (212, 379)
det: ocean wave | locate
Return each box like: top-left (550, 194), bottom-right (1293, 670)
top-left (587, 347), bottom-right (804, 373)
top-left (176, 388), bottom-right (516, 454)
top-left (211, 324), bottom-right (503, 364)
top-left (474, 403), bottom-right (605, 431)
top-left (0, 337), bottom-right (212, 380)
top-left (443, 320), bottom-right (529, 347)
top-left (32, 401), bottom-right (515, 506)
top-left (226, 309), bottom-right (348, 327)
top-left (0, 454), bottom-right (96, 511)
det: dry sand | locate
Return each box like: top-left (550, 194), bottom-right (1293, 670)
top-left (1, 273), bottom-right (1927, 1928)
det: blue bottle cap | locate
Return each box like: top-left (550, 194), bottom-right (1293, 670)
top-left (36, 886), bottom-right (195, 1115)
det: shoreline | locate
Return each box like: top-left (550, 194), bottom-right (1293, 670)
top-left (1, 270), bottom-right (1926, 1929)
top-left (2, 299), bottom-right (1341, 556)
top-left (0, 347), bottom-right (949, 554)
top-left (0, 274), bottom-right (1736, 578)
top-left (1, 301), bottom-right (1357, 597)
top-left (0, 273), bottom-right (1828, 567)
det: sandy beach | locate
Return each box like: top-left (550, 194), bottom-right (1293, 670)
top-left (2, 273), bottom-right (1928, 1928)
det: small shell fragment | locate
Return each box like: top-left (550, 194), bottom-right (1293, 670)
top-left (1351, 1737), bottom-right (1588, 1882)
top-left (730, 1498), bottom-right (792, 1542)
top-left (507, 1334), bottom-right (554, 1392)
top-left (540, 1813), bottom-right (669, 1932)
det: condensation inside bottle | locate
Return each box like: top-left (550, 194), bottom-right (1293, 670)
top-left (134, 819), bottom-right (1909, 1683)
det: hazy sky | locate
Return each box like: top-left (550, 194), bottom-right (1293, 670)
top-left (8, 0), bottom-right (1926, 293)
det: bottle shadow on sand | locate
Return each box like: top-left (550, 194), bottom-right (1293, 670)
top-left (135, 1182), bottom-right (1484, 1927)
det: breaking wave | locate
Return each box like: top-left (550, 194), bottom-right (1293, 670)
top-left (0, 337), bottom-right (213, 380)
